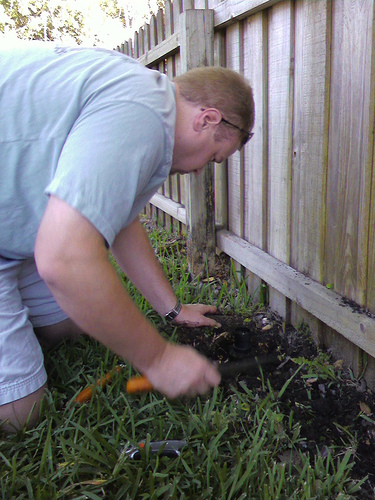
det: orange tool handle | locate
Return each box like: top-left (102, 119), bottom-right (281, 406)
top-left (75, 365), bottom-right (122, 403)
top-left (126, 375), bottom-right (154, 394)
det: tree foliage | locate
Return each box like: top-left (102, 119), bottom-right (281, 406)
top-left (0, 0), bottom-right (164, 46)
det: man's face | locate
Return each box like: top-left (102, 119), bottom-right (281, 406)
top-left (170, 133), bottom-right (240, 176)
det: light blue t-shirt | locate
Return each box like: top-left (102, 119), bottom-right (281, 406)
top-left (0, 43), bottom-right (176, 259)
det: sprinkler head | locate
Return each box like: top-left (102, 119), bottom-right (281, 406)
top-left (233, 326), bottom-right (252, 353)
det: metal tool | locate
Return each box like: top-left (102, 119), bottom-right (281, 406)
top-left (126, 353), bottom-right (279, 394)
top-left (124, 440), bottom-right (187, 459)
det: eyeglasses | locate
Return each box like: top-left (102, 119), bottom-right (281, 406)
top-left (220, 117), bottom-right (254, 146)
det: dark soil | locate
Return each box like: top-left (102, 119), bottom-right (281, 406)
top-left (164, 310), bottom-right (375, 499)
top-left (143, 218), bottom-right (375, 497)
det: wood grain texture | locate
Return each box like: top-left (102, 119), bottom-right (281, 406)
top-left (226, 22), bottom-right (244, 238)
top-left (325, 0), bottom-right (374, 305)
top-left (217, 229), bottom-right (375, 358)
top-left (289, 0), bottom-right (331, 339)
top-left (266, 1), bottom-right (294, 317)
top-left (180, 9), bottom-right (216, 273)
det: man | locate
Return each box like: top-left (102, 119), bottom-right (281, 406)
top-left (0, 43), bottom-right (255, 431)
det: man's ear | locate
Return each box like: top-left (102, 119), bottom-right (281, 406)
top-left (193, 108), bottom-right (222, 132)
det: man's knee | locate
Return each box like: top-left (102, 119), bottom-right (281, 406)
top-left (34, 318), bottom-right (84, 347)
top-left (0, 384), bottom-right (47, 433)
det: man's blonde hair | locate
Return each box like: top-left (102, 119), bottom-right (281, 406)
top-left (173, 66), bottom-right (254, 144)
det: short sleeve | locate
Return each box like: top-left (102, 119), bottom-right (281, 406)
top-left (46, 100), bottom-right (172, 245)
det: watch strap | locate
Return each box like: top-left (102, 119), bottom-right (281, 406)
top-left (164, 301), bottom-right (182, 322)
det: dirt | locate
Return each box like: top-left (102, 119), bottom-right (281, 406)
top-left (143, 218), bottom-right (375, 496)
top-left (163, 311), bottom-right (375, 498)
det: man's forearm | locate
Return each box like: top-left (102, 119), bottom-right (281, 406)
top-left (35, 198), bottom-right (167, 373)
top-left (111, 218), bottom-right (178, 316)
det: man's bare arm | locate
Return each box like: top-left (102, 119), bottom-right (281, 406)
top-left (111, 217), bottom-right (220, 327)
top-left (34, 196), bottom-right (220, 397)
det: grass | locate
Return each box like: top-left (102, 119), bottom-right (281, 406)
top-left (0, 220), bottom-right (368, 499)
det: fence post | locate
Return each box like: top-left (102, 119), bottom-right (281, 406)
top-left (179, 9), bottom-right (215, 275)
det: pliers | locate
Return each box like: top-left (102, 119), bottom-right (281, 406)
top-left (124, 439), bottom-right (187, 459)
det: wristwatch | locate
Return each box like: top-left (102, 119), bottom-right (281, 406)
top-left (164, 300), bottom-right (182, 322)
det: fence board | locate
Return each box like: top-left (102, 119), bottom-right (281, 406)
top-left (369, 146), bottom-right (375, 311)
top-left (179, 9), bottom-right (216, 273)
top-left (242, 11), bottom-right (268, 298)
top-left (325, 0), bottom-right (374, 305)
top-left (212, 0), bottom-right (282, 27)
top-left (289, 0), bottom-right (331, 340)
top-left (267, 0), bottom-right (294, 317)
top-left (226, 22), bottom-right (244, 239)
top-left (213, 30), bottom-right (227, 229)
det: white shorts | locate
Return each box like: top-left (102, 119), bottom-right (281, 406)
top-left (0, 257), bottom-right (68, 404)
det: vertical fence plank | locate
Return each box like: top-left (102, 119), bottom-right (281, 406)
top-left (179, 9), bottom-right (215, 274)
top-left (173, 0), bottom-right (183, 215)
top-left (133, 31), bottom-right (139, 58)
top-left (157, 7), bottom-right (165, 43)
top-left (138, 27), bottom-right (145, 55)
top-left (173, 0), bottom-right (182, 75)
top-left (267, 0), bottom-right (294, 319)
top-left (242, 11), bottom-right (268, 300)
top-left (127, 38), bottom-right (133, 58)
top-left (325, 0), bottom-right (374, 304)
top-left (149, 14), bottom-right (157, 48)
top-left (165, 0), bottom-right (173, 37)
top-left (165, 0), bottom-right (181, 232)
top-left (213, 30), bottom-right (227, 230)
top-left (289, 0), bottom-right (331, 344)
top-left (226, 22), bottom-right (245, 283)
top-left (226, 23), bottom-right (243, 241)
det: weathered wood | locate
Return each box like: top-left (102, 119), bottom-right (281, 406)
top-left (150, 193), bottom-right (186, 224)
top-left (127, 39), bottom-right (132, 58)
top-left (149, 14), bottom-right (157, 49)
top-left (139, 27), bottom-right (145, 55)
top-left (213, 30), bottom-right (227, 229)
top-left (164, 0), bottom-right (181, 232)
top-left (180, 9), bottom-right (215, 274)
top-left (217, 229), bottom-right (375, 359)
top-left (195, 0), bottom-right (208, 8)
top-left (325, 0), bottom-right (374, 305)
top-left (133, 31), bottom-right (139, 58)
top-left (289, 0), bottom-right (331, 342)
top-left (156, 8), bottom-right (165, 44)
top-left (184, 0), bottom-right (194, 9)
top-left (212, 0), bottom-right (283, 28)
top-left (137, 32), bottom-right (179, 66)
top-left (266, 0), bottom-right (294, 318)
top-left (242, 11), bottom-right (268, 299)
top-left (226, 22), bottom-right (243, 239)
top-left (164, 0), bottom-right (173, 38)
top-left (368, 1), bottom-right (375, 314)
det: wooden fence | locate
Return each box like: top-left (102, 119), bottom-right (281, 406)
top-left (116, 0), bottom-right (375, 383)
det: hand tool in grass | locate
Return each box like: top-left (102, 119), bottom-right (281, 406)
top-left (124, 439), bottom-right (187, 459)
top-left (74, 365), bottom-right (123, 403)
top-left (126, 353), bottom-right (279, 394)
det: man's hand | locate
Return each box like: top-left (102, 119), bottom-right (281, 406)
top-left (173, 304), bottom-right (221, 328)
top-left (144, 342), bottom-right (221, 398)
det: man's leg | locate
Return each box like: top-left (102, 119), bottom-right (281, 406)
top-left (0, 258), bottom-right (48, 433)
top-left (34, 318), bottom-right (84, 347)
top-left (0, 258), bottom-right (84, 433)
top-left (0, 384), bottom-right (47, 433)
